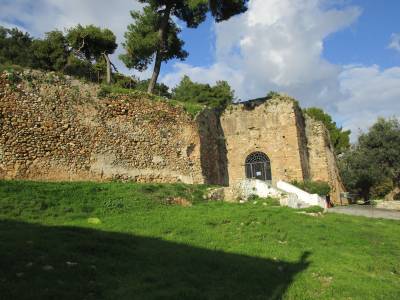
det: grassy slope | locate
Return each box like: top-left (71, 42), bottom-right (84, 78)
top-left (0, 181), bottom-right (399, 300)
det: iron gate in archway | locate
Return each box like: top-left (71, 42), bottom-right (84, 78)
top-left (245, 152), bottom-right (272, 182)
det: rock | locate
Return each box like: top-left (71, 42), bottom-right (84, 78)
top-left (204, 187), bottom-right (225, 201)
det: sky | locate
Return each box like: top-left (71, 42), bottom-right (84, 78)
top-left (1, 0), bottom-right (399, 140)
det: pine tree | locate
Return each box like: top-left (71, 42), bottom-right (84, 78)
top-left (120, 0), bottom-right (248, 94)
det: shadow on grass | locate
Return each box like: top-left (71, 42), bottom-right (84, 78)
top-left (0, 220), bottom-right (310, 299)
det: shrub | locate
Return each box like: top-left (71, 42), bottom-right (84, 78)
top-left (97, 85), bottom-right (112, 98)
top-left (371, 177), bottom-right (393, 199)
top-left (291, 180), bottom-right (331, 196)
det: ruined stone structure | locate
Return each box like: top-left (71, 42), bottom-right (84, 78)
top-left (221, 98), bottom-right (345, 203)
top-left (0, 70), bottom-right (344, 203)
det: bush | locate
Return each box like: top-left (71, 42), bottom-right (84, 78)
top-left (172, 75), bottom-right (234, 110)
top-left (97, 85), bottom-right (112, 98)
top-left (291, 180), bottom-right (331, 196)
top-left (113, 73), bottom-right (137, 89)
top-left (371, 177), bottom-right (393, 199)
top-left (5, 68), bottom-right (21, 86)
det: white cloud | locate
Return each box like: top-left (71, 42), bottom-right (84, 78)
top-left (160, 0), bottom-right (400, 140)
top-left (162, 0), bottom-right (361, 107)
top-left (338, 65), bottom-right (400, 136)
top-left (388, 33), bottom-right (400, 53)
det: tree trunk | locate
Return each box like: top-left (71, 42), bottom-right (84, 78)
top-left (384, 186), bottom-right (400, 201)
top-left (148, 51), bottom-right (162, 93)
top-left (147, 4), bottom-right (172, 94)
top-left (103, 53), bottom-right (112, 85)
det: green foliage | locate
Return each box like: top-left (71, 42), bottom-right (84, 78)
top-left (370, 177), bottom-right (393, 199)
top-left (3, 68), bottom-right (22, 90)
top-left (208, 0), bottom-right (249, 22)
top-left (339, 146), bottom-right (380, 202)
top-left (113, 73), bottom-right (137, 89)
top-left (97, 85), bottom-right (143, 98)
top-left (121, 1), bottom-right (248, 92)
top-left (304, 107), bottom-right (351, 155)
top-left (0, 25), bottom-right (117, 83)
top-left (67, 24), bottom-right (117, 61)
top-left (359, 118), bottom-right (400, 185)
top-left (0, 180), bottom-right (399, 299)
top-left (64, 54), bottom-right (96, 81)
top-left (247, 195), bottom-right (280, 206)
top-left (172, 75), bottom-right (234, 109)
top-left (168, 99), bottom-right (205, 117)
top-left (66, 24), bottom-right (117, 83)
top-left (0, 181), bottom-right (209, 219)
top-left (97, 85), bottom-right (112, 98)
top-left (266, 91), bottom-right (280, 99)
top-left (0, 64), bottom-right (24, 73)
top-left (291, 180), bottom-right (331, 196)
top-left (135, 79), bottom-right (171, 98)
top-left (0, 26), bottom-right (33, 67)
top-left (31, 30), bottom-right (69, 71)
top-left (96, 85), bottom-right (203, 118)
top-left (120, 6), bottom-right (188, 71)
top-left (339, 118), bottom-right (400, 201)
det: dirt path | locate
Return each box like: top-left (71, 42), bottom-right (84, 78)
top-left (328, 205), bottom-right (400, 220)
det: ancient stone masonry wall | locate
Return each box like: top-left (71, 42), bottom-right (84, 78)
top-left (220, 96), bottom-right (345, 204)
top-left (293, 104), bottom-right (310, 180)
top-left (221, 97), bottom-right (308, 186)
top-left (305, 115), bottom-right (346, 204)
top-left (196, 109), bottom-right (229, 185)
top-left (0, 70), bottom-right (204, 184)
top-left (0, 70), bottom-right (346, 203)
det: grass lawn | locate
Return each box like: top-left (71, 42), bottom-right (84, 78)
top-left (0, 181), bottom-right (399, 300)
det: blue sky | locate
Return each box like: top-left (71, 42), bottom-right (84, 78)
top-left (0, 0), bottom-right (399, 138)
top-left (323, 0), bottom-right (400, 68)
top-left (166, 0), bottom-right (400, 74)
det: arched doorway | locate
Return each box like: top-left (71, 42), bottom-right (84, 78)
top-left (245, 152), bottom-right (272, 182)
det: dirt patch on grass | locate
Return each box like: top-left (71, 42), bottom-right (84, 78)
top-left (164, 197), bottom-right (192, 207)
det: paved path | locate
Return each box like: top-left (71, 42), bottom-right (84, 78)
top-left (328, 205), bottom-right (400, 220)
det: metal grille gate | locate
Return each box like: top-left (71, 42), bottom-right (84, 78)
top-left (245, 152), bottom-right (272, 182)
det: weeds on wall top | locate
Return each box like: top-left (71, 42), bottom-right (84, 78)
top-left (97, 84), bottom-right (205, 118)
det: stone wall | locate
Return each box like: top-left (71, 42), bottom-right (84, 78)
top-left (305, 116), bottom-right (346, 203)
top-left (221, 97), bottom-right (307, 186)
top-left (196, 109), bottom-right (229, 185)
top-left (220, 96), bottom-right (345, 203)
top-left (0, 70), bottom-right (345, 203)
top-left (0, 70), bottom-right (206, 184)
